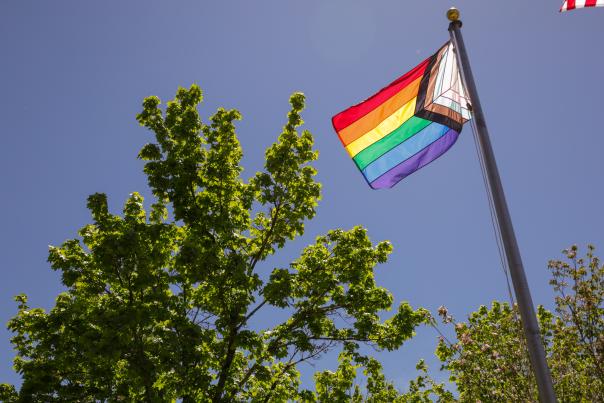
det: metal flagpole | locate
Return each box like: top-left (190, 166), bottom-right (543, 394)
top-left (446, 8), bottom-right (557, 403)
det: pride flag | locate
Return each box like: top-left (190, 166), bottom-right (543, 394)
top-left (332, 42), bottom-right (471, 189)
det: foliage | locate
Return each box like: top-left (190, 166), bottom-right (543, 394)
top-left (434, 302), bottom-right (543, 401)
top-left (433, 245), bottom-right (604, 402)
top-left (548, 244), bottom-right (604, 401)
top-left (310, 353), bottom-right (454, 402)
top-left (0, 85), bottom-right (429, 402)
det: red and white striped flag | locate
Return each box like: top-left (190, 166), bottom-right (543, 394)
top-left (560, 0), bottom-right (604, 11)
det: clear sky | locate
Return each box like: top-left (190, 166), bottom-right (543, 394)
top-left (1, 0), bottom-right (602, 390)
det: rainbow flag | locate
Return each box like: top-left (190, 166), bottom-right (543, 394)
top-left (332, 42), bottom-right (471, 189)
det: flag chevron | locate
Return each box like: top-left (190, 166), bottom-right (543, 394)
top-left (332, 42), bottom-right (471, 189)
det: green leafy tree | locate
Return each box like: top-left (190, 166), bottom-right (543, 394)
top-left (311, 352), bottom-right (453, 402)
top-left (1, 85), bottom-right (429, 402)
top-left (548, 244), bottom-right (604, 401)
top-left (433, 245), bottom-right (604, 402)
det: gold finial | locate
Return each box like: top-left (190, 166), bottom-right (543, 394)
top-left (447, 7), bottom-right (460, 22)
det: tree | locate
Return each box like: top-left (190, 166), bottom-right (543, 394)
top-left (547, 244), bottom-right (604, 401)
top-left (433, 245), bottom-right (604, 402)
top-left (0, 85), bottom-right (429, 402)
top-left (311, 352), bottom-right (454, 402)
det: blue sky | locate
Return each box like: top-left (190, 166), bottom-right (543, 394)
top-left (1, 0), bottom-right (603, 391)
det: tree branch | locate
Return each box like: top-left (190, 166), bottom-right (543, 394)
top-left (237, 299), bottom-right (268, 331)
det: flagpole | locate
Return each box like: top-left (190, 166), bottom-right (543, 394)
top-left (446, 8), bottom-right (557, 403)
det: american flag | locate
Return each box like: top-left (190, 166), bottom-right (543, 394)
top-left (560, 0), bottom-right (604, 11)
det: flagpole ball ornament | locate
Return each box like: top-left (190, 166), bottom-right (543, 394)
top-left (447, 7), bottom-right (460, 22)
